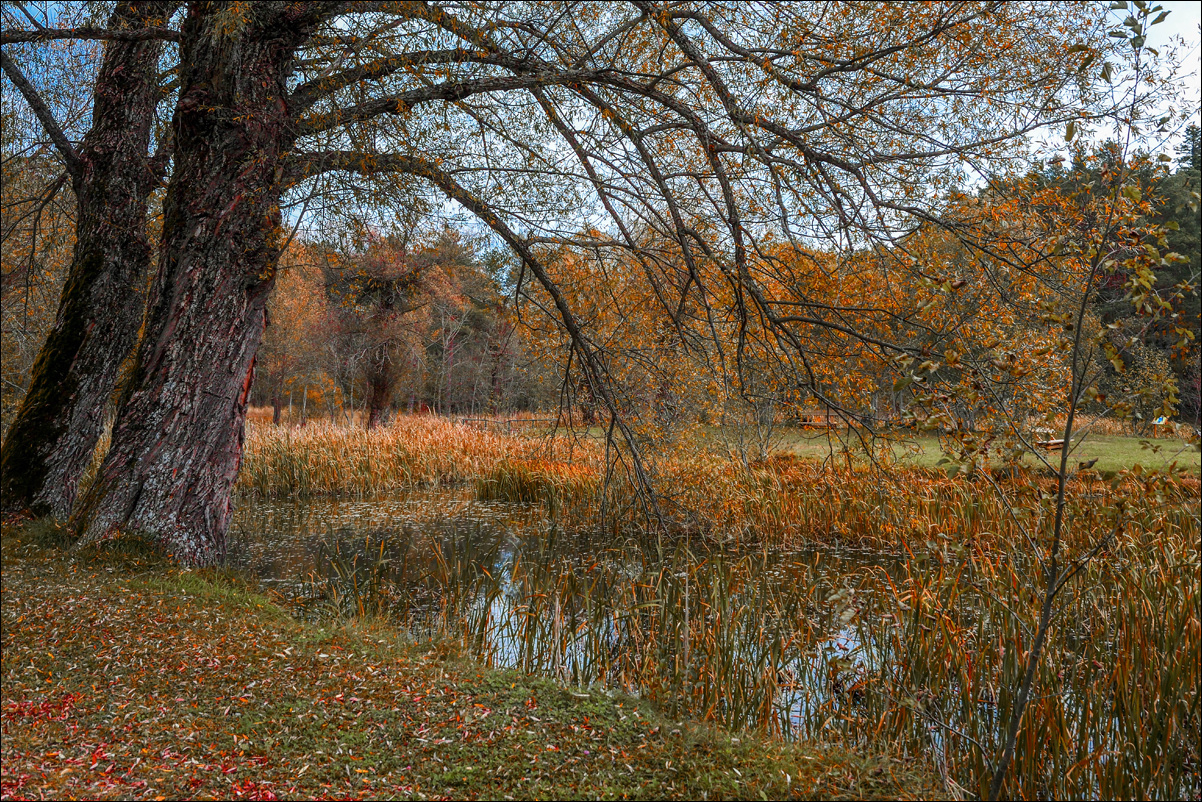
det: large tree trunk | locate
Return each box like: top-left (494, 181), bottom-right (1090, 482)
top-left (72, 4), bottom-right (319, 566)
top-left (366, 372), bottom-right (392, 430)
top-left (0, 2), bottom-right (175, 517)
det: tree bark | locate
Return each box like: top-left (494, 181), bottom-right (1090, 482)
top-left (72, 3), bottom-right (322, 566)
top-left (366, 373), bottom-right (392, 429)
top-left (0, 1), bottom-right (176, 517)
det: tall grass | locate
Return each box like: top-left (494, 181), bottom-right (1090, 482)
top-left (304, 490), bottom-right (1199, 798)
top-left (242, 415), bottom-right (1198, 554)
top-left (237, 417), bottom-right (599, 497)
top-left (470, 448), bottom-right (1198, 554)
top-left (833, 510), bottom-right (1200, 799)
top-left (474, 458), bottom-right (600, 514)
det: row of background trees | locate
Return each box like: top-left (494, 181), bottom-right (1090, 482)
top-left (251, 227), bottom-right (560, 427)
top-left (5, 132), bottom-right (1199, 438)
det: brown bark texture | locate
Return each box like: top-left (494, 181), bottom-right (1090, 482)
top-left (365, 373), bottom-right (392, 430)
top-left (72, 4), bottom-right (322, 566)
top-left (0, 2), bottom-right (175, 518)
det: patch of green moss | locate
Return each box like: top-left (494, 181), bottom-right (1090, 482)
top-left (16, 516), bottom-right (76, 549)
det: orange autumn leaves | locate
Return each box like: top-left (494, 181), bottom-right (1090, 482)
top-left (520, 162), bottom-right (1165, 455)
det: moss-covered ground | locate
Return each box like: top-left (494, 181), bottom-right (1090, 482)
top-left (1, 518), bottom-right (937, 800)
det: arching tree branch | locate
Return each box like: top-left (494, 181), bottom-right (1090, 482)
top-left (292, 70), bottom-right (600, 136)
top-left (0, 25), bottom-right (179, 44)
top-left (0, 50), bottom-right (83, 183)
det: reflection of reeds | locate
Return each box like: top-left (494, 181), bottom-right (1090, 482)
top-left (302, 479), bottom-right (1199, 799)
top-left (308, 535), bottom-right (404, 620)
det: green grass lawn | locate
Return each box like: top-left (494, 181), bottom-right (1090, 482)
top-left (772, 428), bottom-right (1201, 475)
top-left (557, 422), bottom-right (1201, 476)
top-left (1, 519), bottom-right (937, 800)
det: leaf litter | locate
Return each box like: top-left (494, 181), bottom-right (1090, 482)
top-left (2, 519), bottom-right (935, 800)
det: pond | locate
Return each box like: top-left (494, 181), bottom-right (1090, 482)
top-left (228, 488), bottom-right (896, 736)
top-left (226, 487), bottom-right (1200, 799)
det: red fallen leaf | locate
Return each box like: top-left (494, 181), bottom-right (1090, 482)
top-left (231, 779), bottom-right (279, 800)
top-left (3, 693), bottom-right (78, 721)
top-left (0, 772), bottom-right (33, 798)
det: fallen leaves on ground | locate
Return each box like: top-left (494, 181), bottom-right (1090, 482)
top-left (2, 523), bottom-right (936, 800)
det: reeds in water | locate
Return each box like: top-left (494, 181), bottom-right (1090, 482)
top-left (302, 475), bottom-right (1199, 799)
top-left (238, 417), bottom-right (599, 498)
top-left (256, 414), bottom-right (1199, 795)
top-left (238, 415), bottom-right (1199, 557)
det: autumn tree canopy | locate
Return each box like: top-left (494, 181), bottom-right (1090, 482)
top-left (1, 1), bottom-right (1191, 564)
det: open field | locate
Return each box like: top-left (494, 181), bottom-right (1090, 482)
top-left (517, 412), bottom-right (1201, 476)
top-left (1, 520), bottom-right (936, 801)
top-left (773, 428), bottom-right (1202, 474)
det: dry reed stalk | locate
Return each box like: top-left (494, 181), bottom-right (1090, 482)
top-left (240, 415), bottom-right (1198, 558)
top-left (237, 416), bottom-right (602, 498)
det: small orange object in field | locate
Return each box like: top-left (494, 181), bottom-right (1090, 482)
top-left (797, 408), bottom-right (836, 429)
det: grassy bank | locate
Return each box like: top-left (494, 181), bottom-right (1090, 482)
top-left (1, 520), bottom-right (936, 801)
top-left (773, 427), bottom-right (1202, 473)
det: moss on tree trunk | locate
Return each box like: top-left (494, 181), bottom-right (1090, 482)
top-left (71, 4), bottom-right (319, 566)
top-left (0, 1), bottom-right (176, 518)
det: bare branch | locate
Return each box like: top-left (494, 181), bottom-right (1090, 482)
top-left (290, 48), bottom-right (515, 112)
top-left (0, 25), bottom-right (179, 44)
top-left (293, 70), bottom-right (601, 135)
top-left (0, 50), bottom-right (83, 183)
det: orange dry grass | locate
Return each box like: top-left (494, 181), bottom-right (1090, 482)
top-left (238, 414), bottom-right (1198, 553)
top-left (518, 451), bottom-right (1199, 551)
top-left (237, 415), bottom-right (600, 497)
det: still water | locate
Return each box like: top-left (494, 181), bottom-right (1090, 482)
top-left (224, 488), bottom-right (1201, 798)
top-left (227, 488), bottom-right (893, 734)
top-left (228, 488), bottom-right (550, 591)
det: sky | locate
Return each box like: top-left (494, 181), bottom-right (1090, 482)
top-left (1036, 1), bottom-right (1202, 163)
top-left (1149, 1), bottom-right (1202, 58)
top-left (1141, 0), bottom-right (1201, 130)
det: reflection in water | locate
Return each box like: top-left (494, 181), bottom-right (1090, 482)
top-left (228, 488), bottom-right (547, 590)
top-left (227, 488), bottom-right (1202, 799)
top-left (228, 488), bottom-right (893, 737)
